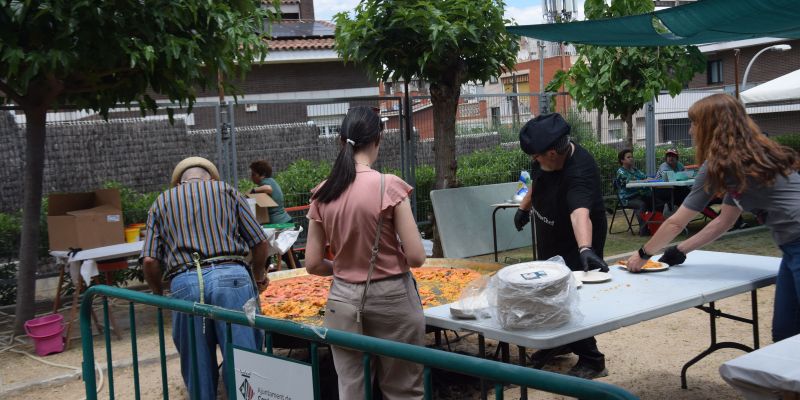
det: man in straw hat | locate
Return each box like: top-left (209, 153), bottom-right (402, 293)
top-left (514, 113), bottom-right (610, 379)
top-left (140, 156), bottom-right (269, 399)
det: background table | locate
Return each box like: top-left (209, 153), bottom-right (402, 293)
top-left (627, 179), bottom-right (694, 212)
top-left (625, 179), bottom-right (695, 189)
top-left (490, 203), bottom-right (533, 262)
top-left (720, 333), bottom-right (800, 400)
top-left (50, 227), bottom-right (282, 347)
top-left (425, 250), bottom-right (780, 389)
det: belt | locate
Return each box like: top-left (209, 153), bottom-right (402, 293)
top-left (165, 255), bottom-right (248, 281)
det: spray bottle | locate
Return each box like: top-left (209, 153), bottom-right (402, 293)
top-left (512, 171), bottom-right (531, 203)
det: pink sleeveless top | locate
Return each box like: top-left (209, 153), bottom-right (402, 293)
top-left (307, 165), bottom-right (413, 283)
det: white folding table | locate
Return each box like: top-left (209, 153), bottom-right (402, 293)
top-left (50, 227), bottom-right (282, 347)
top-left (425, 250), bottom-right (780, 394)
top-left (720, 333), bottom-right (800, 400)
top-left (627, 178), bottom-right (695, 215)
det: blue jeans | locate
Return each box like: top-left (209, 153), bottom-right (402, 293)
top-left (773, 239), bottom-right (800, 342)
top-left (170, 264), bottom-right (262, 399)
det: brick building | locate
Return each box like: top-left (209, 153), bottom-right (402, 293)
top-left (182, 0), bottom-right (378, 132)
top-left (58, 0), bottom-right (378, 132)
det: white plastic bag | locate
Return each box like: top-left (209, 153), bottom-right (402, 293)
top-left (272, 226), bottom-right (302, 255)
top-left (486, 256), bottom-right (581, 330)
top-left (450, 275), bottom-right (492, 319)
top-left (242, 297), bottom-right (259, 327)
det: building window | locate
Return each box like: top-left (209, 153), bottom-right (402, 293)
top-left (489, 76), bottom-right (499, 84)
top-left (318, 124), bottom-right (341, 137)
top-left (707, 60), bottom-right (723, 84)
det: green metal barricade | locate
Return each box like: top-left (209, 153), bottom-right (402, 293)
top-left (80, 285), bottom-right (638, 400)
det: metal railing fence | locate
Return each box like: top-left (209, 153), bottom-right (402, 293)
top-left (80, 285), bottom-right (638, 400)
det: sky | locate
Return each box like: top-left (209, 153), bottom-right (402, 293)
top-left (313, 0), bottom-right (586, 25)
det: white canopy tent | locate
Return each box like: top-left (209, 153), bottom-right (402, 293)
top-left (741, 69), bottom-right (800, 104)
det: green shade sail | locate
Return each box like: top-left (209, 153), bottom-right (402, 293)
top-left (506, 0), bottom-right (800, 47)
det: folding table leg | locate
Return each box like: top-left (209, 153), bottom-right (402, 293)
top-left (52, 264), bottom-right (66, 313)
top-left (518, 346), bottom-right (528, 400)
top-left (63, 277), bottom-right (83, 350)
top-left (681, 299), bottom-right (757, 389)
top-left (479, 335), bottom-right (487, 400)
top-left (286, 248), bottom-right (298, 269)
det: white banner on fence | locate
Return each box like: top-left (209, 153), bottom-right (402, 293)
top-left (233, 347), bottom-right (313, 400)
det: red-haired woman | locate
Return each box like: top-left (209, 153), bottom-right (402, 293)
top-left (626, 93), bottom-right (800, 342)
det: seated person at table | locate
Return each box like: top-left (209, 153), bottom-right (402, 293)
top-left (250, 160), bottom-right (299, 269)
top-left (616, 149), bottom-right (665, 236)
top-left (655, 148), bottom-right (685, 179)
top-left (655, 148), bottom-right (690, 210)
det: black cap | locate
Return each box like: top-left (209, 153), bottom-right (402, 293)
top-left (519, 113), bottom-right (571, 155)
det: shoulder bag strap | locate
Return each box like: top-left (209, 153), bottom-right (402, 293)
top-left (357, 173), bottom-right (384, 321)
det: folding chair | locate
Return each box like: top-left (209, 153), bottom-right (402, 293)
top-left (608, 178), bottom-right (639, 235)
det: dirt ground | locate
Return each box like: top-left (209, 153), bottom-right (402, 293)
top-left (0, 228), bottom-right (783, 400)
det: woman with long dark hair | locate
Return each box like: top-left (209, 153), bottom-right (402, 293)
top-left (626, 93), bottom-right (800, 342)
top-left (305, 106), bottom-right (427, 399)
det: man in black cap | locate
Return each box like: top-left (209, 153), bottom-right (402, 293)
top-left (513, 112), bottom-right (610, 379)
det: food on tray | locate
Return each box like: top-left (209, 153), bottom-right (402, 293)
top-left (617, 259), bottom-right (666, 270)
top-left (259, 267), bottom-right (483, 324)
top-left (413, 267), bottom-right (483, 307)
top-left (260, 275), bottom-right (332, 322)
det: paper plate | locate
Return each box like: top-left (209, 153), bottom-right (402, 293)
top-left (616, 261), bottom-right (669, 272)
top-left (573, 270), bottom-right (612, 283)
top-left (497, 261), bottom-right (570, 286)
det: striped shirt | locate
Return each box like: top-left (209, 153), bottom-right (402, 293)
top-left (140, 180), bottom-right (268, 277)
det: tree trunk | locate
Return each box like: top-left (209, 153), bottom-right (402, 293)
top-left (624, 112), bottom-right (634, 149)
top-left (429, 83), bottom-right (460, 191)
top-left (428, 69), bottom-right (464, 258)
top-left (14, 106), bottom-right (47, 334)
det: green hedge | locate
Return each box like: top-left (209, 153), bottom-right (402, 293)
top-left (773, 133), bottom-right (800, 152)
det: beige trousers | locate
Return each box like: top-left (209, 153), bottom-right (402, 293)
top-left (325, 272), bottom-right (425, 400)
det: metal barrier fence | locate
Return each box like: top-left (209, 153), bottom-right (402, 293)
top-left (80, 285), bottom-right (638, 400)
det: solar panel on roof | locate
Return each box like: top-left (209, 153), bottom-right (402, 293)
top-left (270, 21), bottom-right (335, 38)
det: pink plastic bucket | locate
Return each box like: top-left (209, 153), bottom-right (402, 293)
top-left (24, 314), bottom-right (65, 356)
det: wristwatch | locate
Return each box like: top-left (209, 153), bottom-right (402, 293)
top-left (638, 246), bottom-right (653, 260)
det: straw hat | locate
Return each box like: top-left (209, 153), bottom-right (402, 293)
top-left (171, 157), bottom-right (220, 187)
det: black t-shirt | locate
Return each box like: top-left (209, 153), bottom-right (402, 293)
top-left (531, 143), bottom-right (607, 270)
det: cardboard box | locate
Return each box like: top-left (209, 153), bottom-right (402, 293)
top-left (47, 188), bottom-right (125, 251)
top-left (246, 193), bottom-right (278, 224)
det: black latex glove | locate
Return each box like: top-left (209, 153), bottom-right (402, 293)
top-left (579, 247), bottom-right (609, 272)
top-left (659, 245), bottom-right (687, 266)
top-left (514, 208), bottom-right (530, 231)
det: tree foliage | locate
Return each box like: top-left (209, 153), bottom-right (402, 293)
top-left (548, 0), bottom-right (705, 148)
top-left (334, 0), bottom-right (519, 189)
top-left (0, 0), bottom-right (276, 333)
top-left (0, 0), bottom-right (274, 113)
